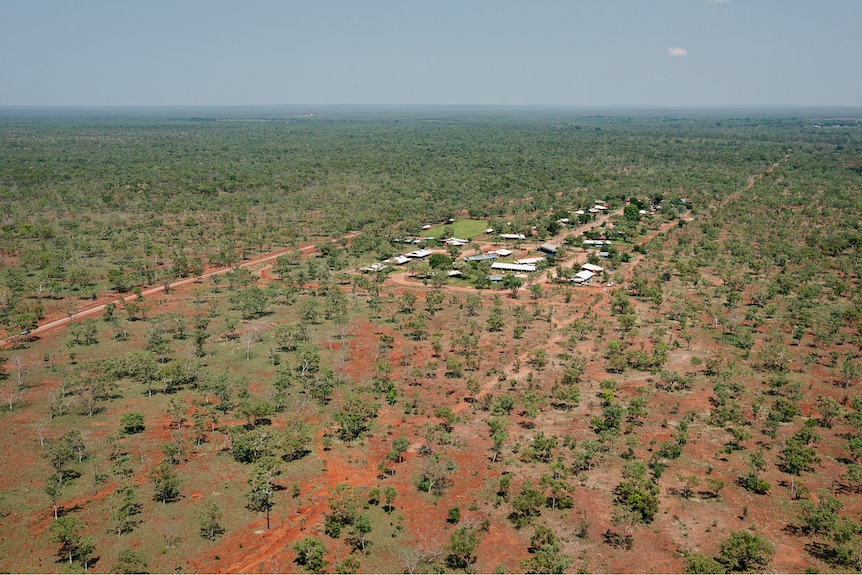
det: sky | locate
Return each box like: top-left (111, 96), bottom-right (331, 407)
top-left (1, 0), bottom-right (860, 107)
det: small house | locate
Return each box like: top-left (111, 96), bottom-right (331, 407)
top-left (538, 243), bottom-right (558, 255)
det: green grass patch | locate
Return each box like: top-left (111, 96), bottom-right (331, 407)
top-left (423, 219), bottom-right (490, 239)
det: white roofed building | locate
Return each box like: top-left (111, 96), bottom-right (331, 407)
top-left (492, 262), bottom-right (536, 273)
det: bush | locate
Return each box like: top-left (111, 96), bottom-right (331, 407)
top-left (120, 412), bottom-right (145, 435)
top-left (718, 531), bottom-right (774, 572)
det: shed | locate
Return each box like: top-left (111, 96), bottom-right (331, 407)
top-left (538, 243), bottom-right (558, 254)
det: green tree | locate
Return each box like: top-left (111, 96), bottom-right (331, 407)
top-left (684, 552), bottom-right (725, 574)
top-left (111, 483), bottom-right (142, 536)
top-left (797, 491), bottom-right (842, 536)
top-left (293, 537), bottom-right (329, 573)
top-left (333, 393), bottom-right (377, 441)
top-left (718, 530), bottom-right (774, 572)
top-left (49, 516), bottom-right (96, 567)
top-left (521, 525), bottom-right (573, 574)
top-left (199, 500), bottom-right (225, 540)
top-left (246, 456), bottom-right (280, 529)
top-left (349, 512), bottom-right (373, 553)
top-left (45, 473), bottom-right (62, 518)
top-left (149, 461), bottom-right (180, 503)
top-left (383, 485), bottom-right (397, 512)
top-left (120, 412), bottom-right (145, 435)
top-left (446, 524), bottom-right (483, 570)
top-left (614, 461), bottom-right (660, 523)
top-left (112, 548), bottom-right (149, 574)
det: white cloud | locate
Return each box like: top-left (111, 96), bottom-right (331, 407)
top-left (666, 47), bottom-right (688, 57)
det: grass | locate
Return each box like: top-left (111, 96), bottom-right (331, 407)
top-left (424, 219), bottom-right (491, 240)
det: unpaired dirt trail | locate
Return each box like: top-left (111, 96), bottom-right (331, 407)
top-left (218, 432), bottom-right (384, 574)
top-left (1, 241), bottom-right (333, 349)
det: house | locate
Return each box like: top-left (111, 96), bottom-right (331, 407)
top-left (538, 243), bottom-right (558, 255)
top-left (598, 251), bottom-right (610, 259)
top-left (387, 255), bottom-right (412, 265)
top-left (405, 249), bottom-right (433, 259)
top-left (572, 270), bottom-right (595, 284)
top-left (516, 257), bottom-right (544, 265)
top-left (443, 237), bottom-right (469, 247)
top-left (583, 239), bottom-right (612, 247)
top-left (421, 224), bottom-right (432, 230)
top-left (581, 263), bottom-right (604, 273)
top-left (447, 270), bottom-right (463, 277)
top-left (492, 262), bottom-right (536, 273)
top-left (359, 263), bottom-right (388, 273)
top-left (484, 228), bottom-right (495, 234)
top-left (487, 274), bottom-right (504, 283)
top-left (499, 233), bottom-right (526, 241)
top-left (465, 254), bottom-right (497, 262)
top-left (490, 248), bottom-right (513, 257)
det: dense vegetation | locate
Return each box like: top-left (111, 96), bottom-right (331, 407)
top-left (1, 106), bottom-right (861, 573)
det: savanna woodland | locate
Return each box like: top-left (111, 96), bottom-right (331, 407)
top-left (1, 106), bottom-right (861, 573)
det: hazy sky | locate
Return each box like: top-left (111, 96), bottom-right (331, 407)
top-left (1, 0), bottom-right (860, 107)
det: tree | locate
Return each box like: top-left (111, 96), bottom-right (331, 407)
top-left (510, 481), bottom-right (545, 528)
top-left (684, 552), bottom-right (725, 574)
top-left (349, 512), bottom-right (373, 553)
top-left (49, 516), bottom-right (96, 568)
top-left (45, 474), bottom-right (62, 518)
top-left (246, 456), bottom-right (280, 529)
top-left (111, 483), bottom-right (142, 536)
top-left (44, 430), bottom-right (85, 485)
top-left (333, 393), bottom-right (377, 441)
top-left (614, 461), bottom-right (660, 523)
top-left (293, 537), bottom-right (329, 573)
top-left (120, 412), bottom-right (145, 435)
top-left (383, 485), bottom-right (397, 512)
top-left (149, 461), bottom-right (180, 503)
top-left (112, 549), bottom-right (149, 574)
top-left (503, 274), bottom-right (523, 298)
top-left (798, 491), bottom-right (842, 536)
top-left (199, 500), bottom-right (225, 540)
top-left (780, 436), bottom-right (819, 475)
top-left (447, 524), bottom-right (483, 570)
top-left (522, 525), bottom-right (572, 574)
top-left (718, 530), bottom-right (774, 572)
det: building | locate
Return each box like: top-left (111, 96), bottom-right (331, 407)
top-left (572, 270), bottom-right (595, 284)
top-left (490, 248), bottom-right (513, 257)
top-left (515, 257), bottom-right (544, 265)
top-left (405, 249), bottom-right (433, 259)
top-left (538, 243), bottom-right (558, 255)
top-left (443, 237), bottom-right (470, 247)
top-left (581, 263), bottom-right (604, 273)
top-left (492, 262), bottom-right (536, 273)
top-left (499, 233), bottom-right (526, 241)
top-left (387, 255), bottom-right (411, 265)
top-left (465, 254), bottom-right (497, 262)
